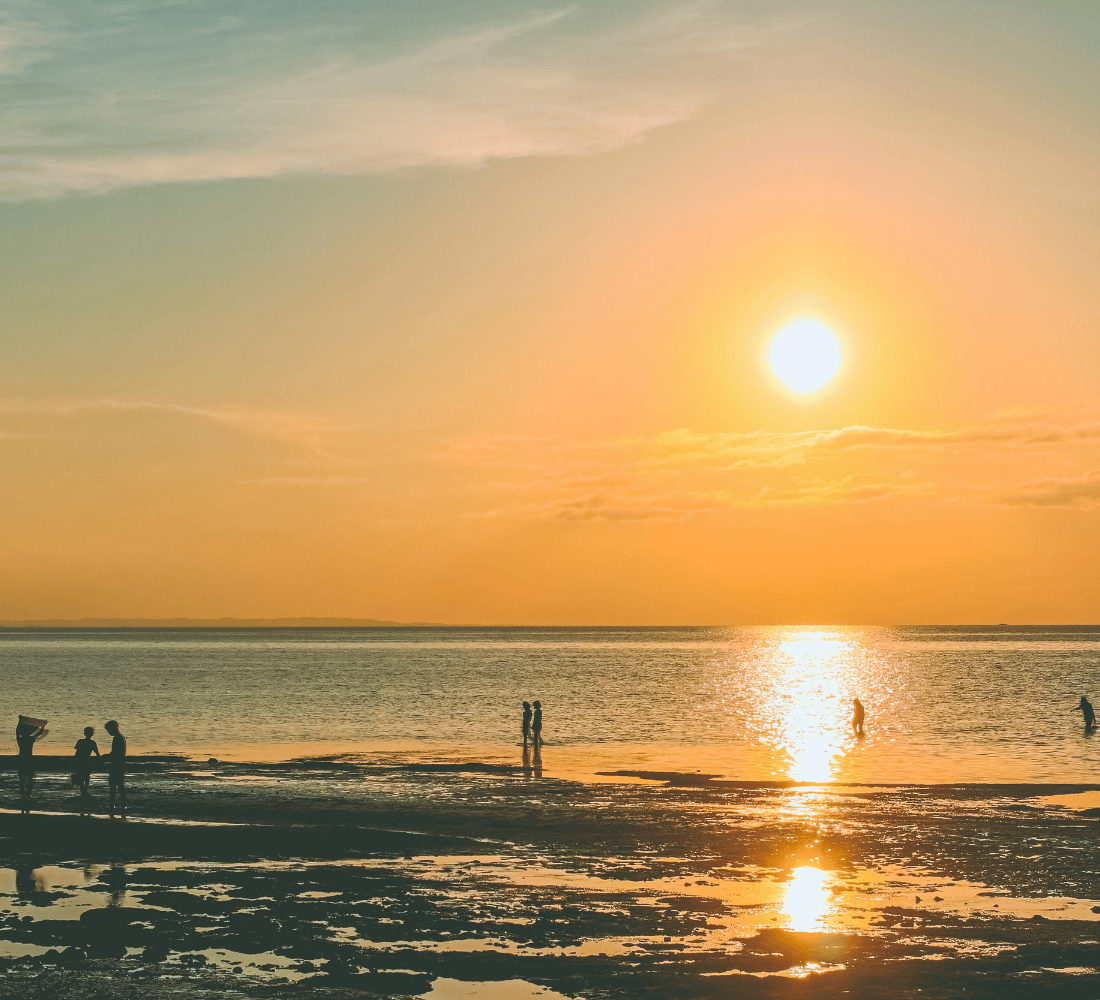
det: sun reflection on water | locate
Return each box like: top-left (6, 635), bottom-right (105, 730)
top-left (782, 866), bottom-right (833, 931)
top-left (765, 631), bottom-right (857, 782)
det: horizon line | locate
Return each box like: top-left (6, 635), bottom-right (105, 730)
top-left (0, 618), bottom-right (1095, 629)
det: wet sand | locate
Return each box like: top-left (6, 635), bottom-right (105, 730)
top-left (0, 756), bottom-right (1098, 998)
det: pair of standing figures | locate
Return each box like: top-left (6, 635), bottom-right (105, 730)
top-left (521, 701), bottom-right (543, 747)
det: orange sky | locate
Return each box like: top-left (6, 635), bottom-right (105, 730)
top-left (2, 2), bottom-right (1100, 623)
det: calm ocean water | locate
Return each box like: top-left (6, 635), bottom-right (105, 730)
top-left (0, 626), bottom-right (1097, 784)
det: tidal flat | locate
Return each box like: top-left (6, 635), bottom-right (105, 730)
top-left (0, 758), bottom-right (1098, 998)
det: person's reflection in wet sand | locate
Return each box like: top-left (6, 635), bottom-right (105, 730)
top-left (1074, 695), bottom-right (1096, 733)
top-left (521, 744), bottom-right (533, 779)
top-left (103, 865), bottom-right (127, 908)
top-left (15, 865), bottom-right (46, 905)
top-left (533, 744), bottom-right (543, 779)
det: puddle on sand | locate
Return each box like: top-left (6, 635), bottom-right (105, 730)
top-left (1038, 791), bottom-right (1100, 811)
top-left (0, 853), bottom-right (1097, 975)
top-left (179, 948), bottom-right (313, 981)
top-left (412, 855), bottom-right (1100, 932)
top-left (420, 980), bottom-right (574, 1000)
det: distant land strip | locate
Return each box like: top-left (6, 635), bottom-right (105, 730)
top-left (0, 617), bottom-right (443, 628)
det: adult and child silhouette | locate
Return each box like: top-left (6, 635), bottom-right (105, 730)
top-left (520, 701), bottom-right (543, 779)
top-left (13, 717), bottom-right (127, 817)
top-left (521, 701), bottom-right (543, 747)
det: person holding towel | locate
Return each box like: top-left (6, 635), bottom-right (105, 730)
top-left (15, 716), bottom-right (46, 811)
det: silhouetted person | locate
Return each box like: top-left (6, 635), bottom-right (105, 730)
top-left (532, 701), bottom-right (543, 748)
top-left (15, 718), bottom-right (45, 813)
top-left (104, 720), bottom-right (127, 817)
top-left (1074, 696), bottom-right (1095, 733)
top-left (74, 727), bottom-right (100, 800)
top-left (852, 698), bottom-right (865, 735)
top-left (522, 702), bottom-right (532, 746)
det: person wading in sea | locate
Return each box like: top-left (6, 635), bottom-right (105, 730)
top-left (104, 720), bottom-right (127, 817)
top-left (532, 701), bottom-right (543, 748)
top-left (852, 698), bottom-right (866, 735)
top-left (15, 717), bottom-right (46, 813)
top-left (1073, 695), bottom-right (1096, 733)
top-left (74, 726), bottom-right (100, 802)
top-left (522, 702), bottom-right (532, 746)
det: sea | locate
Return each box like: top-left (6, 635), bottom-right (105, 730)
top-left (0, 625), bottom-right (1097, 784)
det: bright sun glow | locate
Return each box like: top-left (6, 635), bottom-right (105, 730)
top-left (768, 319), bottom-right (842, 394)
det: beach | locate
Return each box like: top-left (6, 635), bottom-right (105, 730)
top-left (1, 751), bottom-right (1099, 998)
top-left (0, 626), bottom-right (1098, 996)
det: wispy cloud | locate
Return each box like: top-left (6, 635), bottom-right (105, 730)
top-left (6, 394), bottom-right (1100, 521)
top-left (534, 490), bottom-right (727, 522)
top-left (0, 395), bottom-right (355, 460)
top-left (747, 475), bottom-right (934, 507)
top-left (997, 469), bottom-right (1100, 508)
top-left (449, 412), bottom-right (1100, 521)
top-left (446, 413), bottom-right (1100, 476)
top-left (0, 1), bottom-right (769, 200)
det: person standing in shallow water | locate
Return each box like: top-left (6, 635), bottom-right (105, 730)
top-left (532, 701), bottom-right (543, 748)
top-left (74, 727), bottom-right (100, 799)
top-left (852, 698), bottom-right (865, 735)
top-left (522, 702), bottom-right (532, 746)
top-left (15, 718), bottom-right (45, 813)
top-left (1074, 695), bottom-right (1095, 733)
top-left (104, 720), bottom-right (127, 817)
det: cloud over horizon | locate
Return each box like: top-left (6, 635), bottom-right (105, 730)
top-left (5, 395), bottom-right (1100, 522)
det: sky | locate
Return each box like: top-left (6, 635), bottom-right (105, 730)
top-left (2, 1), bottom-right (1100, 624)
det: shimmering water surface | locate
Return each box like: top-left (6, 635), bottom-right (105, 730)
top-left (0, 626), bottom-right (1097, 783)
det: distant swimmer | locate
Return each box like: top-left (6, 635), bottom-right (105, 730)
top-left (15, 716), bottom-right (46, 812)
top-left (522, 702), bottom-right (532, 746)
top-left (852, 698), bottom-right (865, 735)
top-left (74, 726), bottom-right (100, 799)
top-left (104, 720), bottom-right (127, 817)
top-left (532, 701), bottom-right (543, 748)
top-left (1073, 695), bottom-right (1095, 733)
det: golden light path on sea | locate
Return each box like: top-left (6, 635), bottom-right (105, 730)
top-left (769, 633), bottom-right (855, 783)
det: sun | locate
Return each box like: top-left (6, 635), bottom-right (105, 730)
top-left (768, 319), bottom-right (842, 394)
